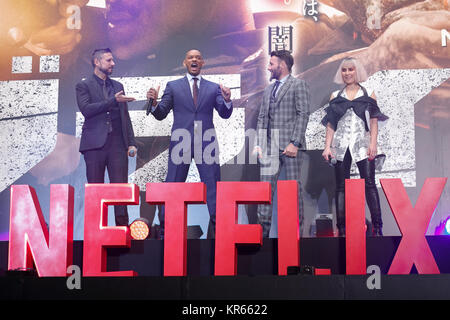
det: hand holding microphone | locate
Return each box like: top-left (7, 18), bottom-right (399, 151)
top-left (328, 157), bottom-right (337, 167)
top-left (322, 146), bottom-right (336, 167)
top-left (128, 146), bottom-right (137, 157)
top-left (146, 86), bottom-right (160, 115)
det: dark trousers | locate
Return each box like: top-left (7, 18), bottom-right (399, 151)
top-left (334, 148), bottom-right (382, 231)
top-left (257, 152), bottom-right (303, 238)
top-left (158, 149), bottom-right (220, 239)
top-left (83, 133), bottom-right (129, 226)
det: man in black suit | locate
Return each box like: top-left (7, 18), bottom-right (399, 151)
top-left (76, 48), bottom-right (137, 226)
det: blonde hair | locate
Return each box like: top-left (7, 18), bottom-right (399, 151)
top-left (333, 57), bottom-right (368, 84)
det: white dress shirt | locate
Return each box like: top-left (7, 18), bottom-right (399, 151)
top-left (186, 73), bottom-right (232, 109)
top-left (331, 86), bottom-right (375, 162)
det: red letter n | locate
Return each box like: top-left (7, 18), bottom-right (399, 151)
top-left (8, 185), bottom-right (74, 277)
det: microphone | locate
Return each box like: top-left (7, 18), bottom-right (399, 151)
top-left (146, 98), bottom-right (154, 116)
top-left (328, 157), bottom-right (337, 167)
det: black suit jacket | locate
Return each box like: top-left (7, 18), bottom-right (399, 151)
top-left (75, 74), bottom-right (136, 153)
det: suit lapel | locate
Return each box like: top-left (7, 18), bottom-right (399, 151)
top-left (91, 75), bottom-right (105, 102)
top-left (181, 76), bottom-right (196, 111)
top-left (196, 77), bottom-right (209, 110)
top-left (110, 79), bottom-right (127, 120)
top-left (263, 84), bottom-right (273, 112)
top-left (274, 75), bottom-right (293, 104)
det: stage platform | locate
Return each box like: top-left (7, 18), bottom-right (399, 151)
top-left (3, 273), bottom-right (450, 301)
top-left (1, 236), bottom-right (450, 300)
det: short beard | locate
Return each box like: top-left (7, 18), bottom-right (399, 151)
top-left (270, 66), bottom-right (281, 81)
top-left (99, 66), bottom-right (112, 76)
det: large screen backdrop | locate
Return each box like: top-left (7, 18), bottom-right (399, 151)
top-left (0, 0), bottom-right (449, 240)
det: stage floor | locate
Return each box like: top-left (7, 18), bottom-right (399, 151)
top-left (2, 273), bottom-right (450, 300)
top-left (1, 236), bottom-right (450, 300)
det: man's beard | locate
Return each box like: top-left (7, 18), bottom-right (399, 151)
top-left (99, 66), bottom-right (113, 76)
top-left (270, 67), bottom-right (281, 81)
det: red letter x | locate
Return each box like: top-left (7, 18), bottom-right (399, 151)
top-left (381, 178), bottom-right (447, 274)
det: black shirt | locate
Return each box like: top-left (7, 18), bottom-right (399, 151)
top-left (92, 73), bottom-right (122, 135)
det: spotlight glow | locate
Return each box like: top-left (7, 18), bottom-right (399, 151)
top-left (86, 0), bottom-right (106, 9)
top-left (130, 218), bottom-right (150, 240)
top-left (446, 218), bottom-right (450, 235)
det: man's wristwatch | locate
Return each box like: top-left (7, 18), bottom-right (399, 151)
top-left (290, 140), bottom-right (301, 148)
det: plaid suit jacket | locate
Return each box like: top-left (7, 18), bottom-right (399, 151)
top-left (256, 75), bottom-right (310, 151)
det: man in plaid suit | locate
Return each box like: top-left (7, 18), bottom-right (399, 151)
top-left (253, 50), bottom-right (310, 237)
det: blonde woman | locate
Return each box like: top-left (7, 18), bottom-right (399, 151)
top-left (321, 57), bottom-right (388, 237)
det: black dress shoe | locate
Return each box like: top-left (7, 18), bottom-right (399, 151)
top-left (207, 221), bottom-right (215, 239)
top-left (372, 227), bottom-right (383, 236)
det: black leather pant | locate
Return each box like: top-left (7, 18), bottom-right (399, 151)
top-left (334, 149), bottom-right (382, 231)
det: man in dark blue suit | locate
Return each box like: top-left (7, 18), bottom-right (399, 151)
top-left (76, 48), bottom-right (137, 226)
top-left (146, 49), bottom-right (233, 238)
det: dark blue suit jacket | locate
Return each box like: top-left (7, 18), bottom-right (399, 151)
top-left (152, 76), bottom-right (233, 161)
top-left (150, 75), bottom-right (233, 220)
